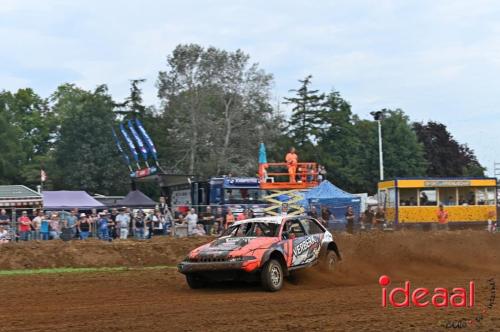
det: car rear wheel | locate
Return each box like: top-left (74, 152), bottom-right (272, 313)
top-left (261, 259), bottom-right (283, 292)
top-left (321, 250), bottom-right (338, 272)
top-left (185, 274), bottom-right (206, 289)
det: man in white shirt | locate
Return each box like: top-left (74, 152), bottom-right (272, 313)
top-left (185, 208), bottom-right (198, 236)
top-left (116, 208), bottom-right (130, 240)
top-left (32, 211), bottom-right (43, 240)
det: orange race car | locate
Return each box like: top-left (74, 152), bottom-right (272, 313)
top-left (178, 215), bottom-right (341, 291)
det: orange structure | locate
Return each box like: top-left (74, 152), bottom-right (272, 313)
top-left (258, 162), bottom-right (319, 190)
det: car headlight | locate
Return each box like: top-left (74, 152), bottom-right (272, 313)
top-left (228, 256), bottom-right (256, 262)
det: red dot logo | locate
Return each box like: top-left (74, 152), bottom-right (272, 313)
top-left (379, 275), bottom-right (391, 286)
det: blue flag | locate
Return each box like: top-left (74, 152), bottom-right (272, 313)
top-left (135, 118), bottom-right (158, 161)
top-left (120, 123), bottom-right (139, 165)
top-left (111, 127), bottom-right (132, 170)
top-left (127, 120), bottom-right (148, 161)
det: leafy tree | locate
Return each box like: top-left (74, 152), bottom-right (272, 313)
top-left (0, 89), bottom-right (56, 185)
top-left (49, 84), bottom-right (129, 194)
top-left (413, 121), bottom-right (485, 177)
top-left (316, 90), bottom-right (365, 192)
top-left (0, 110), bottom-right (24, 184)
top-left (157, 44), bottom-right (280, 177)
top-left (284, 75), bottom-right (325, 149)
top-left (346, 109), bottom-right (427, 193)
top-left (380, 109), bottom-right (427, 179)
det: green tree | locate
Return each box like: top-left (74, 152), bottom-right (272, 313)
top-left (284, 75), bottom-right (325, 150)
top-left (0, 110), bottom-right (24, 184)
top-left (49, 84), bottom-right (129, 194)
top-left (380, 109), bottom-right (427, 179)
top-left (0, 88), bottom-right (56, 185)
top-left (316, 90), bottom-right (365, 192)
top-left (412, 121), bottom-right (485, 177)
top-left (347, 109), bottom-right (427, 193)
top-left (117, 78), bottom-right (148, 117)
top-left (157, 44), bottom-right (280, 177)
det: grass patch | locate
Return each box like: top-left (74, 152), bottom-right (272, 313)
top-left (0, 265), bottom-right (177, 276)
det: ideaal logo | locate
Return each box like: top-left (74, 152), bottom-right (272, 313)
top-left (379, 275), bottom-right (474, 308)
top-left (378, 275), bottom-right (496, 329)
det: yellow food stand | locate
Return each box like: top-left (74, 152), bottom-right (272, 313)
top-left (378, 178), bottom-right (497, 225)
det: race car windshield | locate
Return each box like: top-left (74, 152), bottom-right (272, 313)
top-left (222, 222), bottom-right (279, 237)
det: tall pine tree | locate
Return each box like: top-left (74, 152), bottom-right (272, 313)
top-left (284, 75), bottom-right (325, 151)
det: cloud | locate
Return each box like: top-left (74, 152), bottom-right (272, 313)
top-left (1, 0), bottom-right (500, 174)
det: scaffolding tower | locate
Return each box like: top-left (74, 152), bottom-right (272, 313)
top-left (259, 162), bottom-right (319, 216)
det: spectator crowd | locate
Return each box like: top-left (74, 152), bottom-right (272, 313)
top-left (0, 203), bottom-right (265, 243)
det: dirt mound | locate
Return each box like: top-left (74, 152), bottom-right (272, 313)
top-left (287, 230), bottom-right (500, 289)
top-left (333, 230), bottom-right (500, 286)
top-left (2, 231), bottom-right (500, 331)
top-left (0, 237), bottom-right (210, 269)
top-left (1, 230), bottom-right (500, 280)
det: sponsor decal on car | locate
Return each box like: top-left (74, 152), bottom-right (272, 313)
top-left (293, 236), bottom-right (319, 257)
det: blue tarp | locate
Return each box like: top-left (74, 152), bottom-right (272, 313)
top-left (303, 180), bottom-right (355, 200)
top-left (300, 181), bottom-right (361, 229)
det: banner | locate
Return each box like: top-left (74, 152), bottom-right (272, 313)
top-left (135, 118), bottom-right (158, 161)
top-left (127, 120), bottom-right (148, 162)
top-left (119, 123), bottom-right (139, 165)
top-left (112, 127), bottom-right (132, 170)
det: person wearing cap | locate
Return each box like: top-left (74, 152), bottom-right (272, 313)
top-left (18, 211), bottom-right (32, 241)
top-left (78, 213), bottom-right (91, 240)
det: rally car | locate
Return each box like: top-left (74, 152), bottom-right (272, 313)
top-left (178, 215), bottom-right (341, 291)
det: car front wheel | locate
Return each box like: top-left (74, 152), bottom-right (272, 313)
top-left (321, 250), bottom-right (338, 272)
top-left (185, 274), bottom-right (206, 289)
top-left (261, 259), bottom-right (284, 292)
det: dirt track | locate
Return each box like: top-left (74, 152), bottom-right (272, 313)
top-left (1, 231), bottom-right (500, 331)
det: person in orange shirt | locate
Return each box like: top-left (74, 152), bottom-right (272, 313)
top-left (285, 147), bottom-right (298, 183)
top-left (436, 204), bottom-right (449, 231)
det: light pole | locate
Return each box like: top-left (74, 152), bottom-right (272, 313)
top-left (371, 110), bottom-right (384, 181)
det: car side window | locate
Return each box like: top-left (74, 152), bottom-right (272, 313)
top-left (283, 219), bottom-right (306, 238)
top-left (300, 218), bottom-right (324, 235)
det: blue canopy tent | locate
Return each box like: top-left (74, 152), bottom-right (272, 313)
top-left (301, 181), bottom-right (361, 230)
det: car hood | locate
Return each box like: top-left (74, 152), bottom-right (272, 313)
top-left (189, 236), bottom-right (278, 258)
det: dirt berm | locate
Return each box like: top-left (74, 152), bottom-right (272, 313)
top-left (2, 230), bottom-right (500, 331)
top-left (1, 230), bottom-right (499, 281)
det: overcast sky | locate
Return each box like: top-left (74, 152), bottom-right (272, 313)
top-left (2, 0), bottom-right (500, 175)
